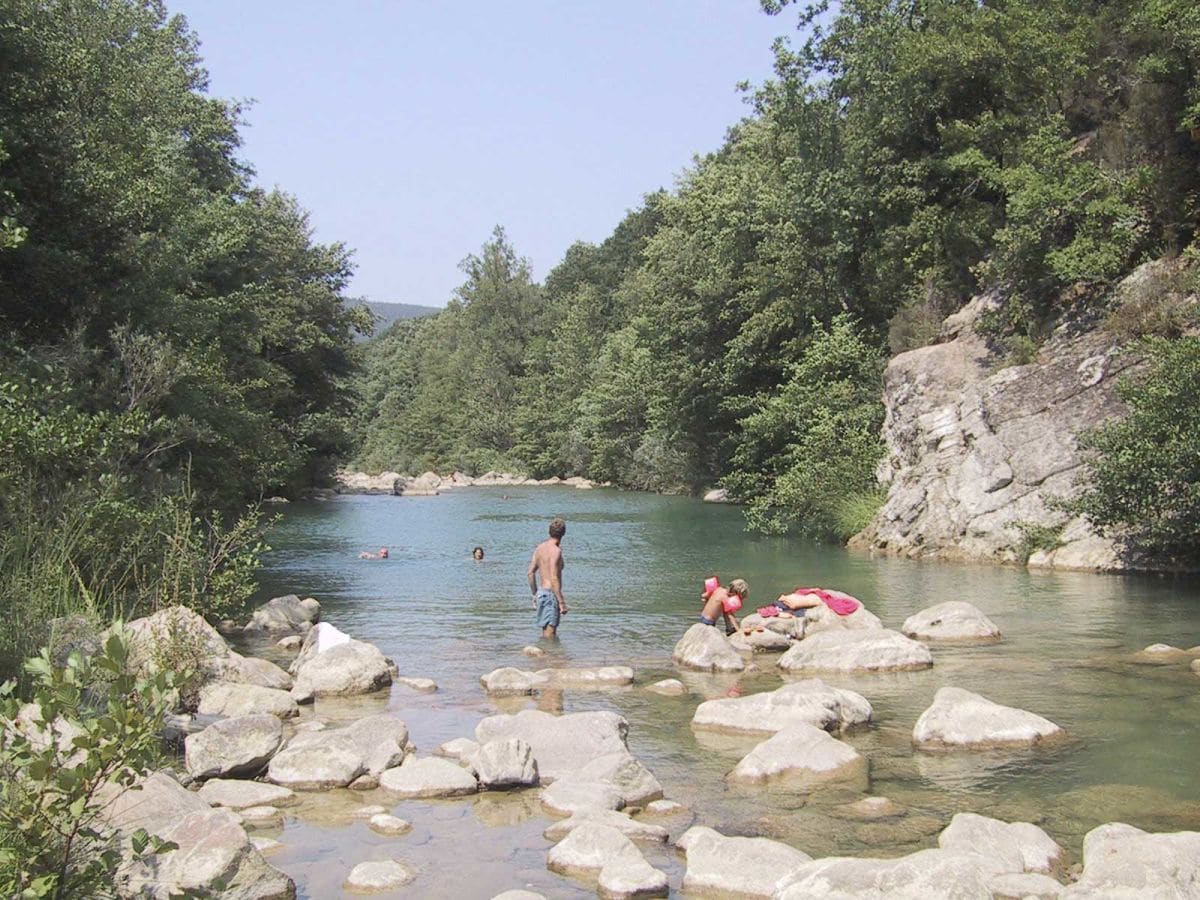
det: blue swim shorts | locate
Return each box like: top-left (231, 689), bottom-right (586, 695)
top-left (535, 588), bottom-right (561, 629)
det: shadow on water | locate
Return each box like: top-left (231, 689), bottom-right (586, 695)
top-left (254, 488), bottom-right (1200, 898)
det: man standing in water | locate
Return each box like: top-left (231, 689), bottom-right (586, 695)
top-left (528, 517), bottom-right (567, 638)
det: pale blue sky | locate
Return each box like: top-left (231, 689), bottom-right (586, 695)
top-left (172, 2), bottom-right (796, 307)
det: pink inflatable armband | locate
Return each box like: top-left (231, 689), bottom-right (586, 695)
top-left (703, 576), bottom-right (720, 597)
top-left (722, 593), bottom-right (743, 614)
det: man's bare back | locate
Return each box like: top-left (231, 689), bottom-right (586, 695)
top-left (528, 517), bottom-right (567, 637)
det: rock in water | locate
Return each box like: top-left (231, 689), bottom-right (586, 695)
top-left (938, 812), bottom-right (1065, 875)
top-left (727, 723), bottom-right (867, 786)
top-left (243, 594), bottom-right (321, 633)
top-left (344, 859), bottom-right (416, 892)
top-left (469, 738), bottom-right (539, 789)
top-left (184, 714), bottom-right (283, 779)
top-left (197, 779), bottom-right (298, 811)
top-left (677, 825), bottom-right (811, 898)
top-left (266, 714), bottom-right (408, 790)
top-left (1062, 822), bottom-right (1200, 898)
top-left (913, 686), bottom-right (1063, 749)
top-left (475, 709), bottom-right (629, 782)
top-left (671, 623), bottom-right (745, 672)
top-left (288, 622), bottom-right (392, 699)
top-left (778, 629), bottom-right (933, 673)
top-left (197, 682), bottom-right (299, 719)
top-left (691, 679), bottom-right (872, 735)
top-left (902, 601), bottom-right (1002, 643)
top-left (379, 757), bottom-right (478, 798)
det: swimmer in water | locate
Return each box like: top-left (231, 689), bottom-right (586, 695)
top-left (359, 546), bottom-right (389, 560)
top-left (472, 546), bottom-right (485, 561)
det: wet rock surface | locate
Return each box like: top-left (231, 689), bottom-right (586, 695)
top-left (913, 686), bottom-right (1064, 749)
top-left (778, 628), bottom-right (934, 673)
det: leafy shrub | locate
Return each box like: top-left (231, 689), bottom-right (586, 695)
top-left (1104, 260), bottom-right (1199, 342)
top-left (1012, 521), bottom-right (1066, 564)
top-left (1071, 336), bottom-right (1200, 562)
top-left (0, 631), bottom-right (177, 899)
top-left (834, 489), bottom-right (889, 542)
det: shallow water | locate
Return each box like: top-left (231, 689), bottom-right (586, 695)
top-left (251, 488), bottom-right (1200, 898)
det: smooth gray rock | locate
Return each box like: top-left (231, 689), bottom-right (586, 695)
top-left (938, 812), bottom-right (1065, 875)
top-left (598, 853), bottom-right (669, 899)
top-left (196, 779), bottom-right (298, 811)
top-left (988, 872), bottom-right (1065, 898)
top-left (703, 487), bottom-right (729, 503)
top-left (101, 772), bottom-right (294, 899)
top-left (344, 859), bottom-right (415, 892)
top-left (469, 738), bottom-right (539, 789)
top-left (540, 779), bottom-right (626, 817)
top-left (243, 594), bottom-right (320, 633)
top-left (435, 737), bottom-right (479, 761)
top-left (776, 847), bottom-right (1014, 899)
top-left (902, 601), bottom-right (1002, 643)
top-left (239, 805), bottom-right (283, 828)
top-left (678, 825), bottom-right (811, 898)
top-left (913, 687), bottom-right (1063, 749)
top-left (266, 714), bottom-right (408, 789)
top-left (548, 821), bottom-right (667, 896)
top-left (395, 675), bottom-right (437, 692)
top-left (729, 627), bottom-right (794, 653)
top-left (778, 628), bottom-right (933, 673)
top-left (1061, 822), bottom-right (1200, 898)
top-left (290, 633), bottom-right (392, 699)
top-left (691, 679), bottom-right (872, 735)
top-left (543, 809), bottom-right (669, 844)
top-left (728, 722), bottom-right (867, 785)
top-left (559, 751), bottom-right (663, 806)
top-left (220, 653), bottom-right (294, 691)
top-left (480, 667), bottom-right (539, 695)
top-left (672, 623), bottom-right (746, 672)
top-left (646, 678), bottom-right (685, 695)
top-left (797, 600), bottom-right (886, 637)
top-left (534, 666), bottom-right (634, 689)
top-left (379, 756), bottom-right (478, 798)
top-left (475, 709), bottom-right (629, 782)
top-left (197, 682), bottom-right (299, 719)
top-left (185, 714), bottom-right (283, 779)
top-left (368, 814), bottom-right (412, 836)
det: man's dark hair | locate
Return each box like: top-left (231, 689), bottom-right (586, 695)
top-left (549, 517), bottom-right (566, 539)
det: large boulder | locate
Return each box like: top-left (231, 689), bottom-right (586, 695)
top-left (185, 715), bottom-right (283, 779)
top-left (547, 823), bottom-right (667, 898)
top-left (779, 628), bottom-right (933, 673)
top-left (728, 723), bottom-right (867, 786)
top-left (243, 595), bottom-right (321, 633)
top-left (288, 623), bottom-right (392, 699)
top-left (671, 623), bottom-right (746, 672)
top-left (913, 687), bottom-right (1064, 750)
top-left (335, 470), bottom-right (403, 494)
top-left (266, 714), bottom-right (408, 790)
top-left (197, 682), bottom-right (299, 719)
top-left (938, 812), bottom-right (1065, 876)
top-left (123, 606), bottom-right (230, 686)
top-left (540, 779), bottom-right (626, 817)
top-left (101, 772), bottom-right (294, 899)
top-left (468, 738), bottom-right (539, 789)
top-left (691, 679), bottom-right (872, 735)
top-left (775, 847), bottom-right (1014, 899)
top-left (196, 779), bottom-right (298, 811)
top-left (220, 653), bottom-right (294, 691)
top-left (677, 825), bottom-right (811, 899)
top-left (475, 709), bottom-right (629, 782)
top-left (1062, 822), bottom-right (1200, 898)
top-left (901, 601), bottom-right (1002, 643)
top-left (379, 756), bottom-right (479, 798)
top-left (549, 751), bottom-right (663, 807)
top-left (798, 600), bottom-right (885, 636)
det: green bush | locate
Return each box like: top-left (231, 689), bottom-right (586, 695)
top-left (0, 631), bottom-right (178, 899)
top-left (1012, 521), bottom-right (1066, 564)
top-left (1072, 336), bottom-right (1200, 562)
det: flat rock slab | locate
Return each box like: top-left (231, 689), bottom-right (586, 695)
top-left (184, 714), bottom-right (283, 779)
top-left (475, 709), bottom-right (629, 782)
top-left (344, 859), bottom-right (416, 892)
top-left (672, 623), bottom-right (746, 672)
top-left (480, 666), bottom-right (635, 695)
top-left (776, 847), bottom-right (1013, 899)
top-left (267, 714), bottom-right (408, 790)
top-left (395, 676), bottom-right (438, 692)
top-left (902, 601), bottom-right (1002, 643)
top-left (691, 679), bottom-right (872, 735)
top-left (369, 814), bottom-right (412, 836)
top-left (436, 737), bottom-right (479, 760)
top-left (540, 779), bottom-right (626, 817)
top-left (728, 722), bottom-right (867, 786)
top-left (197, 779), bottom-right (298, 810)
top-left (543, 809), bottom-right (669, 844)
top-left (556, 751), bottom-right (663, 806)
top-left (779, 628), bottom-right (933, 673)
top-left (939, 812), bottom-right (1064, 876)
top-left (678, 825), bottom-right (811, 899)
top-left (197, 681), bottom-right (299, 719)
top-left (380, 756), bottom-right (479, 798)
top-left (913, 687), bottom-right (1063, 750)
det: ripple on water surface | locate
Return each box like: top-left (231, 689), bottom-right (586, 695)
top-left (253, 488), bottom-right (1200, 897)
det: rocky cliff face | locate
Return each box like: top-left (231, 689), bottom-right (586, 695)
top-left (850, 281), bottom-right (1147, 571)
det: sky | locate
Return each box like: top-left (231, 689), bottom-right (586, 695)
top-left (171, 2), bottom-right (798, 308)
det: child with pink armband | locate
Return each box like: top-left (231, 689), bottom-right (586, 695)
top-left (699, 575), bottom-right (748, 636)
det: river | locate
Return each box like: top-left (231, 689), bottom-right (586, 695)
top-left (247, 487), bottom-right (1200, 898)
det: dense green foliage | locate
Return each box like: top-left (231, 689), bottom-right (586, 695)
top-left (0, 631), bottom-right (177, 899)
top-left (1074, 335), bottom-right (1200, 562)
top-left (0, 0), bottom-right (365, 668)
top-left (357, 0), bottom-right (1200, 546)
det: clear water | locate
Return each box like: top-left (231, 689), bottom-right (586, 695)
top-left (246, 488), bottom-right (1200, 898)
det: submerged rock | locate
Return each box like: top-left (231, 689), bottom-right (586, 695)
top-left (184, 714), bottom-right (283, 780)
top-left (671, 623), bottom-right (746, 672)
top-left (779, 628), bottom-right (933, 673)
top-left (677, 825), bottom-right (811, 899)
top-left (395, 675), bottom-right (437, 692)
top-left (691, 679), bottom-right (872, 735)
top-left (645, 678), bottom-right (685, 695)
top-left (728, 722), bottom-right (867, 786)
top-left (480, 666), bottom-right (635, 695)
top-left (368, 814), bottom-right (412, 836)
top-left (475, 709), bottom-right (629, 782)
top-left (913, 686), bottom-right (1063, 750)
top-left (901, 601), bottom-right (1002, 643)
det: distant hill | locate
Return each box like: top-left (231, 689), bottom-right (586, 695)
top-left (355, 301), bottom-right (440, 339)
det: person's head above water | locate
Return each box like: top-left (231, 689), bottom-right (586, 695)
top-left (549, 517), bottom-right (566, 541)
top-left (728, 578), bottom-right (748, 598)
top-left (472, 546), bottom-right (484, 560)
top-left (379, 547), bottom-right (389, 558)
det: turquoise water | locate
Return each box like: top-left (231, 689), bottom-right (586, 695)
top-left (248, 488), bottom-right (1200, 898)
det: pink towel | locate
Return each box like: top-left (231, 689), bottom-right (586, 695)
top-left (793, 587), bottom-right (861, 616)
